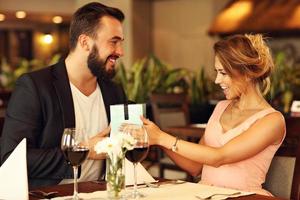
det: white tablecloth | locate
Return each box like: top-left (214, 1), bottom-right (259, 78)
top-left (52, 182), bottom-right (255, 200)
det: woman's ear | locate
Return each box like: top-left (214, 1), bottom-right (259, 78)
top-left (78, 34), bottom-right (91, 51)
top-left (244, 75), bottom-right (252, 83)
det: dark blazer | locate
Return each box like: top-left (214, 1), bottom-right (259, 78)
top-left (0, 60), bottom-right (127, 188)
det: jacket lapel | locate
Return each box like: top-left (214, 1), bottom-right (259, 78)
top-left (98, 79), bottom-right (113, 122)
top-left (51, 60), bottom-right (75, 128)
top-left (50, 61), bottom-right (124, 126)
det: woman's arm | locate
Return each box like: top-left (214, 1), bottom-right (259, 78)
top-left (142, 112), bottom-right (285, 167)
top-left (161, 137), bottom-right (205, 177)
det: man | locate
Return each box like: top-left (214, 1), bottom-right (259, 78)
top-left (0, 2), bottom-right (127, 188)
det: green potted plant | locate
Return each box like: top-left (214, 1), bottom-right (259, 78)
top-left (268, 51), bottom-right (300, 113)
top-left (0, 54), bottom-right (60, 91)
top-left (188, 67), bottom-right (216, 123)
top-left (115, 55), bottom-right (189, 103)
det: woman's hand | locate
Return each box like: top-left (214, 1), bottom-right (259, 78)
top-left (141, 116), bottom-right (164, 146)
top-left (87, 126), bottom-right (110, 160)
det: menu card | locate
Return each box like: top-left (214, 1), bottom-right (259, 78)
top-left (110, 103), bottom-right (146, 137)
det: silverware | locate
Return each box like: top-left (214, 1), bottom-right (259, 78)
top-left (142, 180), bottom-right (186, 188)
top-left (164, 179), bottom-right (186, 185)
top-left (195, 191), bottom-right (241, 199)
top-left (29, 190), bottom-right (59, 199)
top-left (144, 182), bottom-right (160, 188)
top-left (126, 182), bottom-right (157, 189)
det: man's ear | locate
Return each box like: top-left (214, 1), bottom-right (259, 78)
top-left (78, 34), bottom-right (91, 51)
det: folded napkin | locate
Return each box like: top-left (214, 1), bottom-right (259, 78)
top-left (125, 159), bottom-right (156, 185)
top-left (0, 138), bottom-right (28, 200)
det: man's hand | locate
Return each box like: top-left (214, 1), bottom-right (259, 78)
top-left (87, 126), bottom-right (110, 160)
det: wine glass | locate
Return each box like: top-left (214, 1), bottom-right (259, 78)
top-left (61, 128), bottom-right (89, 200)
top-left (123, 124), bottom-right (149, 199)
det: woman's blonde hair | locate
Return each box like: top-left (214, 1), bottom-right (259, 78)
top-left (213, 34), bottom-right (274, 95)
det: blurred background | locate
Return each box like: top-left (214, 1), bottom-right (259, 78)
top-left (2, 2), bottom-right (300, 196)
top-left (1, 0), bottom-right (300, 116)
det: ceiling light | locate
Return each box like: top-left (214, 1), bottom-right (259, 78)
top-left (42, 34), bottom-right (53, 44)
top-left (0, 14), bottom-right (5, 21)
top-left (52, 16), bottom-right (63, 24)
top-left (16, 11), bottom-right (26, 19)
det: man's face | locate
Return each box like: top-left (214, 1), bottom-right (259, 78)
top-left (87, 16), bottom-right (124, 80)
top-left (87, 44), bottom-right (115, 80)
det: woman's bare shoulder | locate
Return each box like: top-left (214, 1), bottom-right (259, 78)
top-left (255, 110), bottom-right (286, 143)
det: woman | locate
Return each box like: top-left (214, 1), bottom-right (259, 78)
top-left (141, 34), bottom-right (286, 196)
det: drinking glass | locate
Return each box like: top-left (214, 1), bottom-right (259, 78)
top-left (61, 128), bottom-right (89, 200)
top-left (123, 124), bottom-right (149, 199)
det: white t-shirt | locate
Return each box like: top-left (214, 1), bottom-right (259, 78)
top-left (60, 83), bottom-right (108, 184)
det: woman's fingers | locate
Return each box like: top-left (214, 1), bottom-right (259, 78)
top-left (99, 126), bottom-right (110, 137)
top-left (140, 116), bottom-right (151, 125)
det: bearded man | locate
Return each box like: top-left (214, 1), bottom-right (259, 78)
top-left (0, 2), bottom-right (127, 188)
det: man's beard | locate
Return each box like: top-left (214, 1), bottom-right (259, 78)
top-left (87, 45), bottom-right (116, 80)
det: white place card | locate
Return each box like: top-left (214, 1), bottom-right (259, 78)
top-left (291, 100), bottom-right (300, 112)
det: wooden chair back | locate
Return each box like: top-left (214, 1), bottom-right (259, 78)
top-left (265, 116), bottom-right (300, 200)
top-left (149, 93), bottom-right (196, 181)
top-left (150, 93), bottom-right (190, 128)
top-left (288, 117), bottom-right (300, 200)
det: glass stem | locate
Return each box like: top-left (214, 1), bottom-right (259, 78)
top-left (73, 166), bottom-right (79, 200)
top-left (133, 162), bottom-right (137, 195)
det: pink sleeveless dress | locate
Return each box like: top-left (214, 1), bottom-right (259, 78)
top-left (200, 100), bottom-right (286, 196)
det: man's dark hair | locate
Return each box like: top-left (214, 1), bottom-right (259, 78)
top-left (69, 2), bottom-right (124, 51)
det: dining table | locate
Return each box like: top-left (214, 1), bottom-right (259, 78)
top-left (29, 180), bottom-right (287, 200)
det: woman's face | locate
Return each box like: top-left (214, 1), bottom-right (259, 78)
top-left (214, 56), bottom-right (244, 99)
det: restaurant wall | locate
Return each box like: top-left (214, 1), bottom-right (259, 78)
top-left (152, 0), bottom-right (227, 74)
top-left (0, 0), bottom-right (76, 64)
top-left (269, 38), bottom-right (300, 58)
top-left (0, 0), bottom-right (76, 14)
top-left (0, 0), bottom-right (151, 68)
top-left (0, 0), bottom-right (228, 72)
top-left (78, 0), bottom-right (227, 72)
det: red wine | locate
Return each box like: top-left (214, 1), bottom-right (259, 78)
top-left (125, 147), bottom-right (149, 163)
top-left (62, 147), bottom-right (89, 166)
